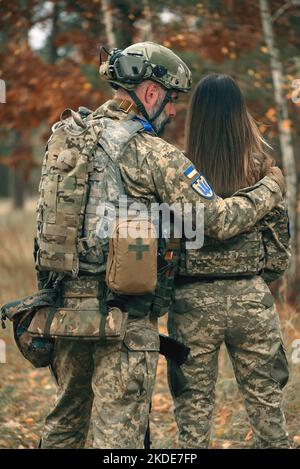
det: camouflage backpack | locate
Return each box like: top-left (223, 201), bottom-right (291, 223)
top-left (35, 106), bottom-right (145, 277)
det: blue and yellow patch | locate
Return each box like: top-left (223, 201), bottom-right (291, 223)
top-left (184, 165), bottom-right (198, 180)
top-left (184, 165), bottom-right (215, 200)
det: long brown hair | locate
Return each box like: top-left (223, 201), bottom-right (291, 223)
top-left (185, 74), bottom-right (273, 198)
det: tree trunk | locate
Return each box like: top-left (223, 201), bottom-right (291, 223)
top-left (11, 131), bottom-right (25, 210)
top-left (135, 0), bottom-right (153, 42)
top-left (259, 0), bottom-right (298, 285)
top-left (49, 1), bottom-right (60, 64)
top-left (12, 164), bottom-right (25, 210)
top-left (101, 0), bottom-right (117, 49)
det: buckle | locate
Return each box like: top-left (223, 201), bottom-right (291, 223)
top-left (118, 99), bottom-right (134, 114)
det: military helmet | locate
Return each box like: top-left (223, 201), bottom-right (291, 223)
top-left (100, 41), bottom-right (192, 93)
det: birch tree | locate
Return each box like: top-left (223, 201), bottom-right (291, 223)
top-left (101, 0), bottom-right (116, 49)
top-left (259, 0), bottom-right (297, 282)
top-left (135, 0), bottom-right (153, 42)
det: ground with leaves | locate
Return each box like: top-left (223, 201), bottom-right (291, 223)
top-left (0, 202), bottom-right (299, 449)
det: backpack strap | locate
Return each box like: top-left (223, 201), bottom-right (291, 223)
top-left (97, 118), bottom-right (146, 194)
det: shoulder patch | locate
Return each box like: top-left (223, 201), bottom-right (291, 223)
top-left (184, 166), bottom-right (215, 199)
top-left (191, 174), bottom-right (215, 199)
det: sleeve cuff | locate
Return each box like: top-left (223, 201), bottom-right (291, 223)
top-left (258, 176), bottom-right (281, 193)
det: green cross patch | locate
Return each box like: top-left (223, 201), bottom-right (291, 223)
top-left (128, 238), bottom-right (150, 260)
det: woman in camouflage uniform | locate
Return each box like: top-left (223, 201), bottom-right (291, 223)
top-left (168, 74), bottom-right (291, 448)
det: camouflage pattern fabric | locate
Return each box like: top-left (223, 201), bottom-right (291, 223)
top-left (259, 203), bottom-right (291, 284)
top-left (168, 276), bottom-right (290, 448)
top-left (179, 202), bottom-right (290, 279)
top-left (36, 110), bottom-right (100, 276)
top-left (179, 227), bottom-right (265, 277)
top-left (41, 315), bottom-right (159, 448)
top-left (35, 99), bottom-right (285, 337)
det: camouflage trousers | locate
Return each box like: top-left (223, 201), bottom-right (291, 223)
top-left (41, 316), bottom-right (159, 449)
top-left (168, 276), bottom-right (290, 449)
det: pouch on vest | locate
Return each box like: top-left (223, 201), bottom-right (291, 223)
top-left (106, 217), bottom-right (157, 295)
top-left (36, 109), bottom-right (100, 277)
top-left (27, 305), bottom-right (127, 341)
top-left (26, 276), bottom-right (127, 341)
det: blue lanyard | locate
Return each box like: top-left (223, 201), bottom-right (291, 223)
top-left (133, 116), bottom-right (154, 133)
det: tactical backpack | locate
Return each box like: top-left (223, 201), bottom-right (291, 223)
top-left (1, 105), bottom-right (180, 367)
top-left (35, 106), bottom-right (147, 278)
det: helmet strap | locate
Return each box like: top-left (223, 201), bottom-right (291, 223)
top-left (127, 90), bottom-right (151, 122)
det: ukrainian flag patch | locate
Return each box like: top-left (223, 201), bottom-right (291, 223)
top-left (184, 165), bottom-right (198, 180)
top-left (191, 174), bottom-right (215, 199)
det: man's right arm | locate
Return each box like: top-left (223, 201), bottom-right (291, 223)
top-left (147, 144), bottom-right (284, 241)
top-left (119, 137), bottom-right (284, 241)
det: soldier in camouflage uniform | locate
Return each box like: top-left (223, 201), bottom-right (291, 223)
top-left (37, 45), bottom-right (286, 448)
top-left (168, 74), bottom-right (291, 449)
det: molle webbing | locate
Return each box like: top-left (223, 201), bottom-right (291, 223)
top-left (179, 229), bottom-right (265, 278)
top-left (36, 110), bottom-right (144, 277)
top-left (151, 237), bottom-right (181, 316)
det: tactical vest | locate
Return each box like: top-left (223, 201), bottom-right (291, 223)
top-left (179, 227), bottom-right (265, 278)
top-left (36, 107), bottom-right (145, 277)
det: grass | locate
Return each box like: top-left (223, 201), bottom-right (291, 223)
top-left (0, 200), bottom-right (299, 449)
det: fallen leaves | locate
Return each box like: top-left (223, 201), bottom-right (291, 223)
top-left (293, 435), bottom-right (300, 445)
top-left (245, 429), bottom-right (253, 442)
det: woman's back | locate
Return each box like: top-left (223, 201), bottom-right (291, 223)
top-left (169, 74), bottom-right (291, 450)
top-left (182, 74), bottom-right (290, 282)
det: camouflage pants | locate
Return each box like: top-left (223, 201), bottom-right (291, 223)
top-left (41, 316), bottom-right (159, 449)
top-left (168, 276), bottom-right (290, 449)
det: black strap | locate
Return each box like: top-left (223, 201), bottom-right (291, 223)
top-left (98, 280), bottom-right (108, 343)
top-left (144, 401), bottom-right (152, 449)
top-left (44, 305), bottom-right (57, 339)
top-left (127, 88), bottom-right (173, 135)
top-left (43, 275), bottom-right (64, 338)
top-left (127, 90), bottom-right (151, 122)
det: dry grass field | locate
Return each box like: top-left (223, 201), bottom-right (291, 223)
top-left (0, 200), bottom-right (299, 449)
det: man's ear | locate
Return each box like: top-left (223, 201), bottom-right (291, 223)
top-left (144, 82), bottom-right (160, 106)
